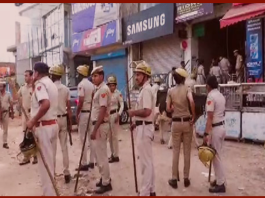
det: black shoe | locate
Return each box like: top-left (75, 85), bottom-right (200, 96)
top-left (184, 178), bottom-right (190, 187)
top-left (108, 154), bottom-right (114, 161)
top-left (109, 156), bottom-right (119, 163)
top-left (88, 163), bottom-right (95, 169)
top-left (94, 183), bottom-right (112, 194)
top-left (19, 159), bottom-right (30, 166)
top-left (96, 178), bottom-right (112, 187)
top-left (32, 156), bottom-right (38, 164)
top-left (160, 139), bottom-right (165, 145)
top-left (209, 183), bottom-right (226, 193)
top-left (64, 175), bottom-right (71, 184)
top-left (168, 146), bottom-right (172, 149)
top-left (75, 165), bottom-right (89, 171)
top-left (3, 143), bottom-right (9, 149)
top-left (150, 192), bottom-right (156, 196)
top-left (168, 179), bottom-right (178, 189)
top-left (210, 180), bottom-right (217, 187)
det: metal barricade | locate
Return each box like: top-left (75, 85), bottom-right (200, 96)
top-left (219, 84), bottom-right (242, 140)
top-left (241, 83), bottom-right (265, 142)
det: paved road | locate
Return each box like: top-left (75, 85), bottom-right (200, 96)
top-left (0, 117), bottom-right (265, 196)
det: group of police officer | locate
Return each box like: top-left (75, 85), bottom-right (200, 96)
top-left (0, 59), bottom-right (227, 196)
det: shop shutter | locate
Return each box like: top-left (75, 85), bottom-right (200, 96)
top-left (142, 32), bottom-right (182, 74)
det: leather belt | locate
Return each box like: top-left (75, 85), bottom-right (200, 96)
top-left (81, 110), bottom-right (90, 113)
top-left (110, 109), bottom-right (118, 115)
top-left (135, 121), bottom-right (153, 126)
top-left (172, 117), bottom-right (191, 122)
top-left (35, 120), bottom-right (57, 128)
top-left (92, 121), bottom-right (106, 126)
top-left (212, 121), bottom-right (225, 127)
top-left (57, 114), bottom-right (67, 118)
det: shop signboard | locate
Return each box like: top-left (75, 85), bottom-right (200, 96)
top-left (72, 3), bottom-right (120, 33)
top-left (246, 18), bottom-right (263, 82)
top-left (122, 3), bottom-right (174, 45)
top-left (72, 20), bottom-right (120, 53)
top-left (175, 3), bottom-right (213, 23)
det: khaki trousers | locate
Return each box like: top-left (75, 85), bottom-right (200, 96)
top-left (2, 112), bottom-right (9, 144)
top-left (93, 123), bottom-right (111, 186)
top-left (35, 123), bottom-right (58, 196)
top-left (57, 116), bottom-right (70, 175)
top-left (211, 125), bottom-right (226, 185)
top-left (109, 113), bottom-right (119, 157)
top-left (136, 124), bottom-right (155, 196)
top-left (156, 112), bottom-right (171, 141)
top-left (171, 121), bottom-right (192, 179)
top-left (78, 112), bottom-right (95, 165)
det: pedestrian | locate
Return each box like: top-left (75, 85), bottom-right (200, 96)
top-left (203, 75), bottom-right (226, 193)
top-left (26, 62), bottom-right (59, 196)
top-left (127, 61), bottom-right (156, 196)
top-left (90, 66), bottom-right (112, 194)
top-left (75, 64), bottom-right (96, 171)
top-left (210, 59), bottom-right (222, 84)
top-left (17, 70), bottom-right (38, 165)
top-left (219, 55), bottom-right (231, 83)
top-left (106, 75), bottom-right (124, 163)
top-left (196, 59), bottom-right (206, 85)
top-left (49, 65), bottom-right (71, 183)
top-left (167, 68), bottom-right (196, 189)
top-left (234, 49), bottom-right (244, 83)
top-left (0, 80), bottom-right (14, 149)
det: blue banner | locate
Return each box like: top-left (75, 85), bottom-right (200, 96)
top-left (246, 18), bottom-right (263, 82)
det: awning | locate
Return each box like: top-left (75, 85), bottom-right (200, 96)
top-left (220, 3), bottom-right (265, 28)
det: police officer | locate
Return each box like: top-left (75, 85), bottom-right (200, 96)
top-left (152, 76), bottom-right (161, 128)
top-left (17, 70), bottom-right (38, 165)
top-left (234, 49), bottom-right (244, 83)
top-left (166, 68), bottom-right (196, 189)
top-left (26, 62), bottom-right (59, 196)
top-left (90, 66), bottom-right (112, 194)
top-left (106, 75), bottom-right (124, 163)
top-left (127, 61), bottom-right (156, 196)
top-left (210, 59), bottom-right (222, 84)
top-left (75, 64), bottom-right (96, 171)
top-left (203, 76), bottom-right (226, 193)
top-left (0, 80), bottom-right (14, 149)
top-left (49, 65), bottom-right (71, 183)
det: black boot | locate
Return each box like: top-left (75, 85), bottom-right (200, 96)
top-left (150, 192), bottom-right (156, 196)
top-left (94, 183), bottom-right (112, 194)
top-left (32, 156), bottom-right (38, 164)
top-left (3, 143), bottom-right (9, 149)
top-left (209, 183), bottom-right (226, 193)
top-left (184, 178), bottom-right (190, 187)
top-left (96, 178), bottom-right (112, 187)
top-left (109, 156), bottom-right (119, 163)
top-left (88, 163), bottom-right (95, 169)
top-left (75, 165), bottom-right (89, 171)
top-left (64, 175), bottom-right (71, 184)
top-left (160, 139), bottom-right (165, 145)
top-left (19, 159), bottom-right (30, 166)
top-left (168, 179), bottom-right (178, 189)
top-left (210, 180), bottom-right (217, 187)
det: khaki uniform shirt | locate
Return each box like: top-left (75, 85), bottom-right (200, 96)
top-left (91, 82), bottom-right (111, 122)
top-left (235, 55), bottom-right (243, 71)
top-left (110, 89), bottom-right (124, 116)
top-left (219, 57), bottom-right (230, 72)
top-left (185, 77), bottom-right (196, 93)
top-left (54, 80), bottom-right (70, 115)
top-left (31, 76), bottom-right (58, 121)
top-left (151, 83), bottom-right (160, 105)
top-left (18, 83), bottom-right (33, 111)
top-left (206, 89), bottom-right (226, 124)
top-left (134, 80), bottom-right (154, 122)
top-left (210, 66), bottom-right (222, 78)
top-left (166, 84), bottom-right (191, 118)
top-left (77, 78), bottom-right (94, 111)
top-left (0, 92), bottom-right (12, 111)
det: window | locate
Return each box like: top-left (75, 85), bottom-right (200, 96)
top-left (140, 3), bottom-right (160, 11)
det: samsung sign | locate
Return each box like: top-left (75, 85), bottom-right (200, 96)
top-left (123, 3), bottom-right (174, 45)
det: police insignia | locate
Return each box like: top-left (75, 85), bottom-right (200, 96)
top-left (207, 101), bottom-right (212, 105)
top-left (101, 93), bottom-right (106, 98)
top-left (37, 86), bottom-right (41, 91)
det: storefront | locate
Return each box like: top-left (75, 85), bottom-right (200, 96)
top-left (71, 3), bottom-right (125, 87)
top-left (122, 3), bottom-right (177, 74)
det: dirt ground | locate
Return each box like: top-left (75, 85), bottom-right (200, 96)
top-left (1, 117), bottom-right (265, 196)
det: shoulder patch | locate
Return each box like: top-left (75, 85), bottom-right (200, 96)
top-left (207, 101), bottom-right (212, 105)
top-left (101, 93), bottom-right (106, 98)
top-left (37, 86), bottom-right (41, 91)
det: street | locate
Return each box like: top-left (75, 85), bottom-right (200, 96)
top-left (1, 117), bottom-right (265, 196)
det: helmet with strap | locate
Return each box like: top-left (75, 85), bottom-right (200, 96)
top-left (198, 144), bottom-right (216, 168)
top-left (107, 75), bottom-right (117, 85)
top-left (134, 60), bottom-right (151, 77)
top-left (77, 64), bottom-right (89, 77)
top-left (19, 131), bottom-right (37, 159)
top-left (49, 65), bottom-right (64, 76)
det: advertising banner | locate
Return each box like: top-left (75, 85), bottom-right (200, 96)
top-left (122, 3), bottom-right (174, 45)
top-left (72, 3), bottom-right (119, 33)
top-left (176, 3), bottom-right (213, 23)
top-left (72, 20), bottom-right (120, 53)
top-left (246, 18), bottom-right (263, 82)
